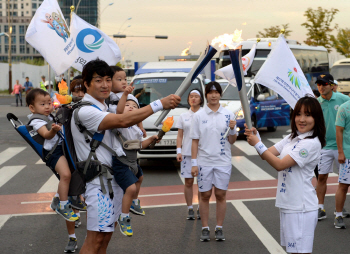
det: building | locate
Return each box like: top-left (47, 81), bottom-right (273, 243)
top-left (0, 0), bottom-right (99, 63)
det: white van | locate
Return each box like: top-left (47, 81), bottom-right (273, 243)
top-left (330, 59), bottom-right (350, 94)
top-left (131, 61), bottom-right (210, 159)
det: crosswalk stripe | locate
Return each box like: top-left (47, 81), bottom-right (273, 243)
top-left (0, 147), bottom-right (26, 166)
top-left (0, 215), bottom-right (11, 230)
top-left (35, 159), bottom-right (45, 165)
top-left (231, 200), bottom-right (286, 254)
top-left (37, 174), bottom-right (58, 193)
top-left (0, 166), bottom-right (26, 188)
top-left (234, 141), bottom-right (258, 156)
top-left (231, 156), bottom-right (275, 181)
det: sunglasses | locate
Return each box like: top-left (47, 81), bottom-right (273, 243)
top-left (316, 82), bottom-right (330, 86)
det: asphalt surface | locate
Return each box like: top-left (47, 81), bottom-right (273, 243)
top-left (1, 97), bottom-right (350, 254)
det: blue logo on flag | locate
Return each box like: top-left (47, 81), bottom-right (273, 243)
top-left (76, 28), bottom-right (104, 53)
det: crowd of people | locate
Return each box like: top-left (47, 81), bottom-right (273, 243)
top-left (21, 58), bottom-right (350, 254)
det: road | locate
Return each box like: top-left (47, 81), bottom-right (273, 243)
top-left (0, 99), bottom-right (350, 254)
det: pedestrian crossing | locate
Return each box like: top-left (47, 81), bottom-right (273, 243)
top-left (0, 134), bottom-right (340, 195)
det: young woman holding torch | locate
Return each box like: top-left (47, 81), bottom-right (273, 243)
top-left (245, 96), bottom-right (325, 254)
top-left (190, 82), bottom-right (237, 242)
top-left (176, 89), bottom-right (204, 220)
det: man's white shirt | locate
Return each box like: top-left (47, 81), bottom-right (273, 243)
top-left (175, 108), bottom-right (202, 156)
top-left (190, 105), bottom-right (235, 167)
top-left (274, 131), bottom-right (321, 212)
top-left (71, 93), bottom-right (118, 186)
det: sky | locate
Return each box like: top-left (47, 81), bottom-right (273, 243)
top-left (99, 0), bottom-right (350, 65)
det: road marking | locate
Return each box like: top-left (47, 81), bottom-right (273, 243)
top-left (0, 147), bottom-right (26, 166)
top-left (234, 141), bottom-right (258, 156)
top-left (0, 215), bottom-right (11, 230)
top-left (283, 135), bottom-right (288, 138)
top-left (286, 129), bottom-right (291, 133)
top-left (231, 156), bottom-right (275, 180)
top-left (35, 159), bottom-right (45, 165)
top-left (329, 173), bottom-right (338, 177)
top-left (37, 174), bottom-right (58, 193)
top-left (231, 200), bottom-right (286, 254)
top-left (0, 166), bottom-right (26, 188)
top-left (268, 138), bottom-right (282, 144)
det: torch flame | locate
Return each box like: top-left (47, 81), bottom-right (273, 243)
top-left (180, 41), bottom-right (192, 57)
top-left (211, 29), bottom-right (243, 50)
top-left (161, 116), bottom-right (174, 132)
top-left (56, 79), bottom-right (72, 105)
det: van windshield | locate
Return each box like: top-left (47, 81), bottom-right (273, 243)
top-left (331, 65), bottom-right (350, 81)
top-left (219, 82), bottom-right (251, 100)
top-left (132, 77), bottom-right (202, 108)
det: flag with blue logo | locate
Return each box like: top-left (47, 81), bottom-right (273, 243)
top-left (25, 0), bottom-right (78, 75)
top-left (214, 44), bottom-right (256, 86)
top-left (70, 13), bottom-right (121, 71)
top-left (254, 35), bottom-right (314, 109)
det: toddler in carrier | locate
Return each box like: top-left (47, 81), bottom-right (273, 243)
top-left (26, 88), bottom-right (78, 222)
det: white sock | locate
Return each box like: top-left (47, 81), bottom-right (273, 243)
top-left (68, 234), bottom-right (76, 239)
top-left (60, 200), bottom-right (68, 206)
top-left (188, 205), bottom-right (193, 210)
top-left (76, 212), bottom-right (80, 218)
top-left (133, 199), bottom-right (139, 205)
top-left (336, 212), bottom-right (343, 218)
top-left (318, 204), bottom-right (324, 210)
top-left (202, 226), bottom-right (209, 230)
top-left (121, 213), bottom-right (129, 219)
top-left (215, 225), bottom-right (223, 230)
top-left (54, 193), bottom-right (59, 197)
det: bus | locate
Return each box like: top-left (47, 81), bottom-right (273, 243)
top-left (218, 38), bottom-right (329, 90)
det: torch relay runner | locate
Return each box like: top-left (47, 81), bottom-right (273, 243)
top-left (190, 82), bottom-right (237, 242)
top-left (176, 89), bottom-right (204, 220)
top-left (245, 96), bottom-right (325, 254)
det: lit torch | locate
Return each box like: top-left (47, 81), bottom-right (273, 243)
top-left (154, 43), bottom-right (217, 127)
top-left (149, 116), bottom-right (174, 148)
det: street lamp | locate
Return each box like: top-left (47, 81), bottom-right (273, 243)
top-left (117, 17), bottom-right (132, 35)
top-left (6, 0), bottom-right (12, 94)
top-left (96, 2), bottom-right (114, 27)
top-left (113, 34), bottom-right (168, 39)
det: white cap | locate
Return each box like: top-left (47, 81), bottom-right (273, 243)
top-left (334, 80), bottom-right (338, 85)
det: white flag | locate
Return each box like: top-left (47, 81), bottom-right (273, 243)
top-left (25, 0), bottom-right (78, 75)
top-left (214, 44), bottom-right (256, 86)
top-left (254, 35), bottom-right (314, 109)
top-left (70, 13), bottom-right (122, 71)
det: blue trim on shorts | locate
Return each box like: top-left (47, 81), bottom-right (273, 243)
top-left (112, 156), bottom-right (143, 193)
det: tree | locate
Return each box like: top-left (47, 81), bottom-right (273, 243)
top-left (256, 24), bottom-right (292, 38)
top-left (331, 28), bottom-right (350, 58)
top-left (301, 7), bottom-right (339, 52)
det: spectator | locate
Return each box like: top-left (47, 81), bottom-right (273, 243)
top-left (23, 77), bottom-right (33, 94)
top-left (40, 75), bottom-right (47, 91)
top-left (11, 80), bottom-right (24, 107)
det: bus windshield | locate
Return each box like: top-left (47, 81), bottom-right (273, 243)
top-left (218, 81), bottom-right (251, 100)
top-left (331, 65), bottom-right (350, 81)
top-left (132, 77), bottom-right (202, 108)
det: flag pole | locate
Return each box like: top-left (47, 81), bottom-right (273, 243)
top-left (67, 5), bottom-right (75, 93)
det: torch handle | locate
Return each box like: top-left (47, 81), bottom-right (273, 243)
top-left (149, 130), bottom-right (166, 149)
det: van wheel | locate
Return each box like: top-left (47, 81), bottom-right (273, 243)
top-left (267, 126), bottom-right (277, 132)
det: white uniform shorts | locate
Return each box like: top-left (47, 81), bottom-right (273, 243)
top-left (318, 149), bottom-right (339, 175)
top-left (280, 210), bottom-right (317, 253)
top-left (338, 159), bottom-right (350, 184)
top-left (197, 165), bottom-right (232, 192)
top-left (180, 156), bottom-right (193, 178)
top-left (84, 182), bottom-right (123, 232)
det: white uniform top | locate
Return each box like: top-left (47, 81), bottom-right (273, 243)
top-left (111, 125), bottom-right (143, 155)
top-left (71, 93), bottom-right (118, 186)
top-left (175, 108), bottom-right (202, 156)
top-left (274, 131), bottom-right (321, 212)
top-left (29, 115), bottom-right (61, 150)
top-left (108, 92), bottom-right (139, 114)
top-left (190, 105), bottom-right (235, 167)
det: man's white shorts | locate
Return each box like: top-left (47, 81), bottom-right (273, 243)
top-left (180, 156), bottom-right (193, 178)
top-left (280, 210), bottom-right (317, 253)
top-left (84, 182), bottom-right (123, 232)
top-left (197, 165), bottom-right (232, 192)
top-left (318, 149), bottom-right (339, 175)
top-left (338, 159), bottom-right (350, 184)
